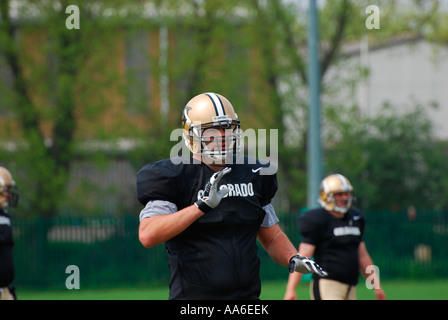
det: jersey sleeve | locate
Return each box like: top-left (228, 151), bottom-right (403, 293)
top-left (260, 203), bottom-right (279, 227)
top-left (139, 200), bottom-right (178, 221)
top-left (299, 211), bottom-right (322, 245)
top-left (136, 161), bottom-right (180, 207)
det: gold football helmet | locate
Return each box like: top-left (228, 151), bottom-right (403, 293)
top-left (181, 92), bottom-right (241, 165)
top-left (318, 174), bottom-right (353, 214)
top-left (0, 166), bottom-right (19, 209)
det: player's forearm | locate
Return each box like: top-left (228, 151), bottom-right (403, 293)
top-left (283, 271), bottom-right (303, 300)
top-left (358, 242), bottom-right (375, 279)
top-left (359, 255), bottom-right (374, 278)
top-left (286, 271), bottom-right (303, 291)
top-left (259, 227), bottom-right (297, 267)
top-left (139, 204), bottom-right (204, 248)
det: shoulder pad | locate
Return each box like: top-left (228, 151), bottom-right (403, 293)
top-left (137, 158), bottom-right (185, 206)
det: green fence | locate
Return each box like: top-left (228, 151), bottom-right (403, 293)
top-left (11, 209), bottom-right (448, 290)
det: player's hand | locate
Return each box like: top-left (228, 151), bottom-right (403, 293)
top-left (289, 254), bottom-right (328, 277)
top-left (374, 288), bottom-right (386, 300)
top-left (195, 167), bottom-right (231, 213)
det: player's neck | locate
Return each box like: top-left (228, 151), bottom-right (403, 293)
top-left (329, 210), bottom-right (345, 219)
top-left (194, 154), bottom-right (227, 172)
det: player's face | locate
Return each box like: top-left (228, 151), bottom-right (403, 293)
top-left (333, 192), bottom-right (352, 208)
top-left (0, 188), bottom-right (10, 207)
top-left (201, 127), bottom-right (235, 153)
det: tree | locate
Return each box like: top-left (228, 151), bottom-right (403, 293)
top-left (324, 103), bottom-right (448, 211)
top-left (0, 0), bottom-right (79, 216)
top-left (1, 0), bottom-right (446, 217)
top-left (256, 0), bottom-right (447, 212)
top-left (0, 0), bottom-right (128, 216)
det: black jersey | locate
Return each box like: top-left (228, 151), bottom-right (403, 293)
top-left (299, 207), bottom-right (365, 285)
top-left (137, 156), bottom-right (278, 299)
top-left (0, 210), bottom-right (14, 287)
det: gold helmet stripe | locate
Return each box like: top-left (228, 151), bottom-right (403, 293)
top-left (322, 174), bottom-right (352, 194)
top-left (183, 106), bottom-right (192, 127)
top-left (0, 175), bottom-right (4, 192)
top-left (322, 179), bottom-right (330, 194)
top-left (336, 173), bottom-right (351, 191)
top-left (336, 173), bottom-right (352, 191)
top-left (205, 92), bottom-right (226, 117)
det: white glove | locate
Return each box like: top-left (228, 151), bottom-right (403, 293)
top-left (195, 167), bottom-right (231, 213)
top-left (289, 254), bottom-right (328, 277)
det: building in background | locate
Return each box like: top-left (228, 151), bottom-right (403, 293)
top-left (328, 35), bottom-right (448, 140)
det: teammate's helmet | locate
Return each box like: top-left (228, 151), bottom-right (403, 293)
top-left (0, 166), bottom-right (19, 209)
top-left (318, 174), bottom-right (353, 214)
top-left (181, 92), bottom-right (241, 164)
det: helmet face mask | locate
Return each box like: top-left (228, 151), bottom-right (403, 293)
top-left (0, 167), bottom-right (19, 209)
top-left (182, 92), bottom-right (241, 166)
top-left (318, 174), bottom-right (354, 214)
top-left (197, 126), bottom-right (240, 163)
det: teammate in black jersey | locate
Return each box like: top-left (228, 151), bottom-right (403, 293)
top-left (0, 166), bottom-right (19, 300)
top-left (137, 92), bottom-right (327, 299)
top-left (284, 174), bottom-right (386, 300)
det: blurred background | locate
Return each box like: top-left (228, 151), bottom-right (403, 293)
top-left (1, 0), bottom-right (448, 294)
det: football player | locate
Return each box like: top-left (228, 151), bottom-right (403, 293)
top-left (284, 174), bottom-right (386, 300)
top-left (137, 92), bottom-right (327, 299)
top-left (0, 166), bottom-right (19, 300)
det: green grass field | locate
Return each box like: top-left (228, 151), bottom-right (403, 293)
top-left (17, 279), bottom-right (448, 300)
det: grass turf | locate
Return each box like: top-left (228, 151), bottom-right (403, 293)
top-left (17, 279), bottom-right (448, 300)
